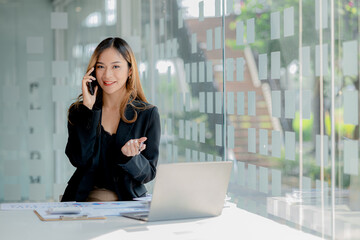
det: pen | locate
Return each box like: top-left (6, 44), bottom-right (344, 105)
top-left (60, 215), bottom-right (88, 220)
top-left (138, 142), bottom-right (144, 154)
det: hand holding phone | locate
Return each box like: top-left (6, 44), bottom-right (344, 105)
top-left (87, 69), bottom-right (98, 95)
top-left (82, 67), bottom-right (98, 109)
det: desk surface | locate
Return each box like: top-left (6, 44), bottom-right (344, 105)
top-left (0, 204), bottom-right (321, 240)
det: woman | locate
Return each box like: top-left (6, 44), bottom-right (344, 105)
top-left (61, 37), bottom-right (160, 202)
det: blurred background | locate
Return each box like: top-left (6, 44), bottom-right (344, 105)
top-left (0, 0), bottom-right (359, 239)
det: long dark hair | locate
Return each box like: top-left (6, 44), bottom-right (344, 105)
top-left (69, 37), bottom-right (149, 123)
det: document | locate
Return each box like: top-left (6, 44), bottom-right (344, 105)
top-left (34, 208), bottom-right (106, 221)
top-left (0, 202), bottom-right (75, 210)
top-left (1, 201), bottom-right (149, 221)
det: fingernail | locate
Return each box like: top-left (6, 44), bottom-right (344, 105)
top-left (127, 142), bottom-right (130, 146)
top-left (131, 140), bottom-right (133, 143)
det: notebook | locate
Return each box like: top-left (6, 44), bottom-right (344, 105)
top-left (121, 161), bottom-right (233, 222)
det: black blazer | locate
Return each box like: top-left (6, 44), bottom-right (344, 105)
top-left (61, 100), bottom-right (161, 202)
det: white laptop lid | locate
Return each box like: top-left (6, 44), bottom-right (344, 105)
top-left (147, 161), bottom-right (233, 221)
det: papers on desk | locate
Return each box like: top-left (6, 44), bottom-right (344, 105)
top-left (133, 194), bottom-right (152, 202)
top-left (0, 202), bottom-right (76, 210)
top-left (34, 208), bottom-right (106, 221)
top-left (1, 201), bottom-right (149, 221)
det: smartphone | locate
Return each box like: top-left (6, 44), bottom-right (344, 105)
top-left (87, 68), bottom-right (98, 95)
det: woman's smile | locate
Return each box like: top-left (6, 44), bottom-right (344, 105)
top-left (103, 80), bottom-right (116, 86)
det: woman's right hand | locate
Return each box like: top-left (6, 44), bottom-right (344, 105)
top-left (121, 137), bottom-right (147, 157)
top-left (82, 67), bottom-right (98, 110)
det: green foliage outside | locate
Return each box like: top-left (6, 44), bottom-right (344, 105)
top-left (225, 0), bottom-right (359, 189)
top-left (292, 110), bottom-right (356, 141)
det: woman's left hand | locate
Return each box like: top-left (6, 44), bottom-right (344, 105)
top-left (121, 137), bottom-right (147, 157)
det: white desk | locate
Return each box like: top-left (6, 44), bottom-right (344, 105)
top-left (0, 203), bottom-right (321, 240)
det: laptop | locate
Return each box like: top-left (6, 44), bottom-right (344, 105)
top-left (121, 161), bottom-right (233, 222)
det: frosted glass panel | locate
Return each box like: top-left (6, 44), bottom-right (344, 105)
top-left (259, 54), bottom-right (267, 80)
top-left (259, 129), bottom-right (268, 156)
top-left (316, 135), bottom-right (329, 166)
top-left (272, 169), bottom-right (281, 196)
top-left (226, 58), bottom-right (234, 81)
top-left (192, 121), bottom-right (198, 142)
top-left (215, 27), bottom-right (221, 49)
top-left (199, 92), bottom-right (205, 113)
top-left (315, 44), bottom-right (328, 76)
top-left (285, 131), bottom-right (295, 161)
top-left (248, 91), bottom-right (256, 116)
top-left (207, 92), bottom-right (213, 113)
top-left (215, 92), bottom-right (222, 114)
top-left (199, 1), bottom-right (204, 21)
top-left (191, 62), bottom-right (197, 83)
top-left (199, 61), bottom-right (205, 83)
top-left (237, 162), bottom-right (245, 186)
top-left (315, 0), bottom-right (328, 29)
top-left (344, 90), bottom-right (358, 125)
top-left (271, 12), bottom-right (280, 40)
top-left (283, 7), bottom-right (294, 37)
top-left (285, 90), bottom-right (295, 119)
top-left (259, 167), bottom-right (268, 194)
top-left (237, 92), bottom-right (244, 115)
top-left (343, 40), bottom-right (358, 76)
top-left (246, 18), bottom-right (255, 44)
top-left (236, 21), bottom-right (244, 45)
top-left (301, 46), bottom-right (311, 77)
top-left (248, 164), bottom-right (256, 190)
top-left (227, 92), bottom-right (234, 114)
top-left (248, 128), bottom-right (256, 153)
top-left (216, 124), bottom-right (222, 146)
top-left (228, 125), bottom-right (235, 149)
top-left (271, 130), bottom-right (281, 158)
top-left (191, 33), bottom-right (197, 53)
top-left (236, 58), bottom-right (244, 81)
top-left (271, 91), bottom-right (281, 118)
top-left (344, 140), bottom-right (359, 176)
top-left (206, 61), bottom-right (213, 82)
top-left (51, 12), bottom-right (68, 29)
top-left (207, 29), bottom-right (213, 51)
top-left (271, 51), bottom-right (280, 79)
top-left (302, 90), bottom-right (311, 119)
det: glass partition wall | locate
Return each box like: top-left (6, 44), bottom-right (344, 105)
top-left (0, 0), bottom-right (359, 239)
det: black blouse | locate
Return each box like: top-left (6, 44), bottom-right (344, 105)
top-left (94, 125), bottom-right (117, 192)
